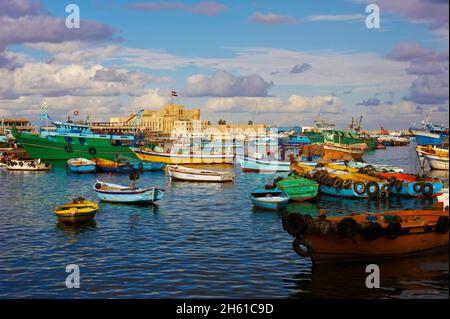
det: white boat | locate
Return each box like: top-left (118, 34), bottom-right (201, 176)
top-left (6, 159), bottom-right (51, 171)
top-left (425, 154), bottom-right (449, 170)
top-left (93, 181), bottom-right (165, 203)
top-left (437, 188), bottom-right (449, 211)
top-left (167, 165), bottom-right (234, 182)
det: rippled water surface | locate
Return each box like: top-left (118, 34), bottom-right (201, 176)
top-left (0, 144), bottom-right (448, 298)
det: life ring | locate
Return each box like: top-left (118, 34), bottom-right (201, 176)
top-left (64, 145), bottom-right (73, 153)
top-left (366, 181), bottom-right (380, 198)
top-left (385, 222), bottom-right (402, 239)
top-left (353, 181), bottom-right (366, 195)
top-left (413, 182), bottom-right (423, 194)
top-left (73, 111), bottom-right (79, 116)
top-left (421, 182), bottom-right (434, 197)
top-left (88, 147), bottom-right (97, 155)
top-left (342, 179), bottom-right (353, 189)
top-left (436, 216), bottom-right (449, 234)
top-left (337, 217), bottom-right (359, 238)
top-left (362, 222), bottom-right (383, 241)
top-left (292, 237), bottom-right (313, 258)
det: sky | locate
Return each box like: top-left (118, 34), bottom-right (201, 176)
top-left (0, 0), bottom-right (448, 129)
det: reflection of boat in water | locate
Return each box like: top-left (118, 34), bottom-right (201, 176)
top-left (287, 253), bottom-right (449, 299)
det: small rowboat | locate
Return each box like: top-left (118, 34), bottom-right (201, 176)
top-left (93, 181), bottom-right (164, 204)
top-left (116, 155), bottom-right (166, 171)
top-left (424, 154), bottom-right (449, 170)
top-left (67, 158), bottom-right (96, 174)
top-left (93, 158), bottom-right (134, 174)
top-left (323, 143), bottom-right (365, 161)
top-left (6, 159), bottom-right (51, 171)
top-left (54, 197), bottom-right (99, 223)
top-left (275, 175), bottom-right (319, 202)
top-left (283, 210), bottom-right (449, 264)
top-left (250, 187), bottom-right (289, 210)
top-left (167, 165), bottom-right (233, 182)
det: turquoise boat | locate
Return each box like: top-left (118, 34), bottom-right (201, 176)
top-left (250, 187), bottom-right (289, 210)
top-left (117, 156), bottom-right (166, 171)
top-left (66, 158), bottom-right (96, 174)
top-left (276, 175), bottom-right (319, 201)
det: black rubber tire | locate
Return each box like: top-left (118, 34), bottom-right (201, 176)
top-left (421, 182), bottom-right (434, 198)
top-left (94, 183), bottom-right (102, 190)
top-left (130, 171), bottom-right (140, 181)
top-left (353, 181), bottom-right (366, 195)
top-left (88, 147), bottom-right (97, 155)
top-left (332, 177), bottom-right (344, 189)
top-left (385, 222), bottom-right (402, 239)
top-left (362, 222), bottom-right (383, 241)
top-left (436, 216), bottom-right (449, 234)
top-left (366, 181), bottom-right (380, 198)
top-left (19, 161), bottom-right (23, 167)
top-left (413, 182), bottom-right (423, 194)
top-left (292, 237), bottom-right (313, 258)
top-left (285, 214), bottom-right (312, 237)
top-left (342, 179), bottom-right (353, 189)
top-left (380, 190), bottom-right (389, 199)
top-left (337, 217), bottom-right (359, 238)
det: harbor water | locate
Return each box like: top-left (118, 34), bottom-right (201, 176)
top-left (0, 143), bottom-right (448, 298)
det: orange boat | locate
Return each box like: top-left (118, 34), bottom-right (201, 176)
top-left (283, 210), bottom-right (449, 264)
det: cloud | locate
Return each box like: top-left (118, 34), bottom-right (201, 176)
top-left (387, 42), bottom-right (449, 105)
top-left (0, 0), bottom-right (43, 18)
top-left (249, 12), bottom-right (298, 25)
top-left (204, 95), bottom-right (342, 114)
top-left (130, 88), bottom-right (171, 110)
top-left (305, 14), bottom-right (364, 22)
top-left (289, 63), bottom-right (312, 74)
top-left (184, 70), bottom-right (273, 97)
top-left (126, 1), bottom-right (227, 16)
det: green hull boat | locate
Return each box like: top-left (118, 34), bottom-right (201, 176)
top-left (276, 175), bottom-right (319, 202)
top-left (305, 130), bottom-right (378, 150)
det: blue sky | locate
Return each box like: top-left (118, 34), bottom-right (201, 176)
top-left (1, 0), bottom-right (448, 129)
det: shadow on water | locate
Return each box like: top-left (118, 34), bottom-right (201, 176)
top-left (285, 252), bottom-right (449, 299)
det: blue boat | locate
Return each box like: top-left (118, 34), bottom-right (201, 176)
top-left (66, 158), bottom-right (96, 174)
top-left (389, 180), bottom-right (443, 198)
top-left (319, 182), bottom-right (389, 199)
top-left (93, 181), bottom-right (164, 204)
top-left (410, 119), bottom-right (448, 145)
top-left (117, 156), bottom-right (166, 171)
top-left (250, 187), bottom-right (289, 210)
top-left (280, 135), bottom-right (311, 146)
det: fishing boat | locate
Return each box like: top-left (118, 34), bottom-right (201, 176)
top-left (93, 181), bottom-right (165, 204)
top-left (283, 209), bottom-right (449, 264)
top-left (416, 145), bottom-right (449, 170)
top-left (11, 109), bottom-right (145, 161)
top-left (341, 160), bottom-right (404, 173)
top-left (54, 197), bottom-right (99, 223)
top-left (275, 175), bottom-right (319, 202)
top-left (323, 142), bottom-right (365, 161)
top-left (93, 158), bottom-right (134, 174)
top-left (409, 118), bottom-right (448, 145)
top-left (377, 172), bottom-right (443, 198)
top-left (5, 159), bottom-right (51, 171)
top-left (132, 147), bottom-right (234, 165)
top-left (280, 135), bottom-right (311, 146)
top-left (250, 187), bottom-right (289, 210)
top-left (66, 158), bottom-right (96, 174)
top-left (167, 165), bottom-right (234, 182)
top-left (116, 155), bottom-right (166, 171)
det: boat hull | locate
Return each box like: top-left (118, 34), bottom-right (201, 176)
top-left (168, 167), bottom-right (233, 182)
top-left (390, 181), bottom-right (443, 197)
top-left (133, 148), bottom-right (234, 165)
top-left (251, 197), bottom-right (289, 210)
top-left (67, 165), bottom-right (96, 173)
top-left (55, 211), bottom-right (97, 223)
top-left (95, 188), bottom-right (164, 203)
top-left (410, 130), bottom-right (447, 145)
top-left (15, 133), bottom-right (137, 161)
top-left (425, 154), bottom-right (449, 170)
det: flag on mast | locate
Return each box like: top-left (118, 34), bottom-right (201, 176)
top-left (171, 91), bottom-right (178, 97)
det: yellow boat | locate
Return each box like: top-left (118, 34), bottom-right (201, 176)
top-left (54, 197), bottom-right (99, 223)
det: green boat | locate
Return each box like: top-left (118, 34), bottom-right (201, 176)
top-left (276, 175), bottom-right (319, 202)
top-left (12, 121), bottom-right (140, 161)
top-left (305, 130), bottom-right (378, 150)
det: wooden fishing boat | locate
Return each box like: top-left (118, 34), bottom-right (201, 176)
top-left (66, 158), bottom-right (96, 174)
top-left (132, 147), bottom-right (234, 165)
top-left (323, 142), bottom-right (365, 161)
top-left (6, 159), bottom-right (51, 171)
top-left (167, 165), bottom-right (233, 182)
top-left (275, 175), bottom-right (319, 202)
top-left (54, 197), bottom-right (99, 223)
top-left (425, 153), bottom-right (449, 170)
top-left (250, 187), bottom-right (289, 210)
top-left (283, 210), bottom-right (449, 264)
top-left (377, 172), bottom-right (443, 198)
top-left (92, 158), bottom-right (134, 174)
top-left (342, 160), bottom-right (404, 173)
top-left (115, 155), bottom-right (166, 171)
top-left (290, 162), bottom-right (390, 199)
top-left (93, 181), bottom-right (164, 203)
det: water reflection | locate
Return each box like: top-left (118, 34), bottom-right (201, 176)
top-left (286, 253), bottom-right (449, 299)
